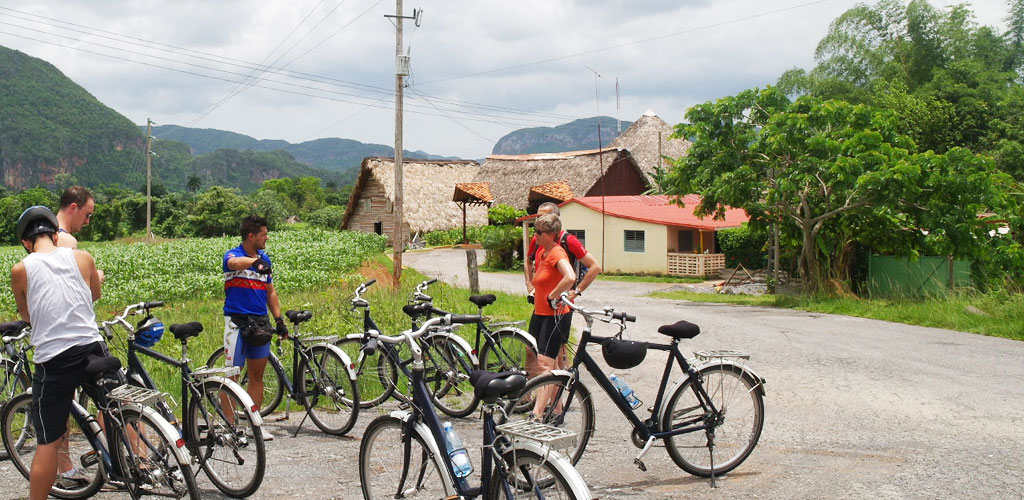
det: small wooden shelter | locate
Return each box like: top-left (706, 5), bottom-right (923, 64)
top-left (453, 182), bottom-right (493, 244)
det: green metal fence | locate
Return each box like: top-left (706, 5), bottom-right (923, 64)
top-left (867, 255), bottom-right (971, 297)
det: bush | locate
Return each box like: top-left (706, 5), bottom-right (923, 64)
top-left (718, 224), bottom-right (768, 269)
top-left (424, 226), bottom-right (485, 246)
top-left (488, 204), bottom-right (526, 225)
top-left (481, 225), bottom-right (522, 269)
top-left (306, 205), bottom-right (346, 229)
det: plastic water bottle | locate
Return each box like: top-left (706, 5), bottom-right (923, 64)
top-left (442, 421), bottom-right (473, 478)
top-left (610, 373), bottom-right (642, 410)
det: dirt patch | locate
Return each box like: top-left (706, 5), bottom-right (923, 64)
top-left (354, 259), bottom-right (393, 286)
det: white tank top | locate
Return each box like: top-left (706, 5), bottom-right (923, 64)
top-left (22, 247), bottom-right (101, 363)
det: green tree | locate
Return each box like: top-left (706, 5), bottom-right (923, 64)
top-left (250, 189), bottom-right (287, 229)
top-left (189, 186), bottom-right (252, 237)
top-left (667, 86), bottom-right (1008, 290)
top-left (187, 175), bottom-right (202, 193)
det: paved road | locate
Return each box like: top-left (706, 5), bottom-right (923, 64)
top-left (2, 248), bottom-right (1021, 499)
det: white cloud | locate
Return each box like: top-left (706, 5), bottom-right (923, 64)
top-left (0, 0), bottom-right (1014, 158)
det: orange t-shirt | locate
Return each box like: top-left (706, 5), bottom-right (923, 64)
top-left (532, 245), bottom-right (572, 316)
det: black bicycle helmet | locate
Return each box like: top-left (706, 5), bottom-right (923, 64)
top-left (602, 338), bottom-right (648, 369)
top-left (16, 206), bottom-right (59, 242)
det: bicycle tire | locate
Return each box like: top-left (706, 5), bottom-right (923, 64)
top-left (479, 328), bottom-right (535, 374)
top-left (334, 337), bottom-right (397, 408)
top-left (499, 373), bottom-right (595, 465)
top-left (113, 406), bottom-right (201, 500)
top-left (662, 362), bottom-right (764, 477)
top-left (489, 447), bottom-right (586, 500)
top-left (359, 415), bottom-right (454, 500)
top-left (206, 348), bottom-right (285, 417)
top-left (187, 379), bottom-right (266, 498)
top-left (1, 392), bottom-right (104, 499)
top-left (0, 359), bottom-right (30, 460)
top-left (424, 334), bottom-right (478, 418)
top-left (297, 345), bottom-right (359, 436)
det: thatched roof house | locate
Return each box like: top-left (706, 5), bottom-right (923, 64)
top-left (609, 110), bottom-right (691, 185)
top-left (475, 148), bottom-right (647, 212)
top-left (341, 157), bottom-right (485, 244)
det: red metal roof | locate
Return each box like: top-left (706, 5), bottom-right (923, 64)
top-left (567, 195), bottom-right (748, 230)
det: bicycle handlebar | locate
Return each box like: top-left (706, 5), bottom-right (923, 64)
top-left (1, 321), bottom-right (29, 343)
top-left (556, 292), bottom-right (636, 324)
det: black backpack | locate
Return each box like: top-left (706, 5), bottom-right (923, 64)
top-left (559, 232), bottom-right (588, 290)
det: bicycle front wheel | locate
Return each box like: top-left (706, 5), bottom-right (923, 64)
top-left (489, 447), bottom-right (587, 500)
top-left (499, 373), bottom-right (595, 465)
top-left (479, 328), bottom-right (534, 374)
top-left (206, 348), bottom-right (285, 417)
top-left (335, 337), bottom-right (397, 408)
top-left (662, 363), bottom-right (764, 477)
top-left (1, 392), bottom-right (104, 499)
top-left (298, 346), bottom-right (359, 436)
top-left (424, 334), bottom-right (478, 418)
top-left (114, 407), bottom-right (200, 500)
top-left (0, 359), bottom-right (30, 460)
top-left (188, 379), bottom-right (266, 498)
top-left (359, 415), bottom-right (453, 500)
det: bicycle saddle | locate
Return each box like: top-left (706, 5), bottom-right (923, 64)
top-left (169, 322), bottom-right (204, 341)
top-left (657, 320), bottom-right (700, 339)
top-left (285, 310), bottom-right (313, 324)
top-left (402, 302), bottom-right (433, 317)
top-left (84, 354), bottom-right (122, 380)
top-left (470, 370), bottom-right (527, 404)
top-left (469, 294), bottom-right (497, 308)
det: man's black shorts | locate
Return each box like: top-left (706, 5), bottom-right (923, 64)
top-left (529, 312), bottom-right (572, 358)
top-left (31, 341), bottom-right (107, 445)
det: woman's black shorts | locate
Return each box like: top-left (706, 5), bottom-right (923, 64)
top-left (529, 312), bottom-right (573, 358)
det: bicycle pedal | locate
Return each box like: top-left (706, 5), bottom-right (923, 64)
top-left (634, 458), bottom-right (647, 472)
top-left (275, 415), bottom-right (289, 422)
top-left (80, 450), bottom-right (99, 468)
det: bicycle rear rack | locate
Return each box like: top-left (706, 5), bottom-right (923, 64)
top-left (191, 366), bottom-right (240, 379)
top-left (694, 349), bottom-right (750, 361)
top-left (107, 385), bottom-right (166, 406)
top-left (303, 335), bottom-right (339, 344)
top-left (487, 320), bottom-right (526, 329)
top-left (496, 420), bottom-right (577, 451)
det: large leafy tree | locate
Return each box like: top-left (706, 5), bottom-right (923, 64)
top-left (666, 86), bottom-right (1009, 290)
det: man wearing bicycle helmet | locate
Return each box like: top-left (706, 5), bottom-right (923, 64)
top-left (222, 215), bottom-right (286, 441)
top-left (9, 206), bottom-right (104, 500)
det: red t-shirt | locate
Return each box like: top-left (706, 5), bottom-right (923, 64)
top-left (532, 245), bottom-right (572, 316)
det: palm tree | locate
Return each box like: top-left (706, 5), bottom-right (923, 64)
top-left (187, 175), bottom-right (201, 193)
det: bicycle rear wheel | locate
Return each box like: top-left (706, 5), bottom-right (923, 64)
top-left (499, 373), bottom-right (595, 465)
top-left (662, 363), bottom-right (764, 477)
top-left (298, 346), bottom-right (359, 436)
top-left (0, 359), bottom-right (29, 460)
top-left (334, 337), bottom-right (397, 408)
top-left (206, 349), bottom-right (284, 417)
top-left (489, 447), bottom-right (586, 500)
top-left (424, 335), bottom-right (478, 418)
top-left (479, 328), bottom-right (534, 374)
top-left (188, 379), bottom-right (266, 498)
top-left (1, 392), bottom-right (104, 499)
top-left (359, 415), bottom-right (453, 500)
top-left (114, 407), bottom-right (200, 499)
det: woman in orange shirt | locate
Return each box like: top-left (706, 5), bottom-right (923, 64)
top-left (529, 214), bottom-right (576, 417)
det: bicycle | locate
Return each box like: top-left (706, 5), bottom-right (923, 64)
top-left (399, 278), bottom-right (538, 417)
top-left (100, 301), bottom-right (267, 498)
top-left (358, 314), bottom-right (592, 500)
top-left (2, 351), bottom-right (200, 499)
top-left (333, 279), bottom-right (479, 416)
top-left (1, 320), bottom-right (32, 460)
top-left (206, 309), bottom-right (360, 436)
top-left (502, 292), bottom-right (766, 483)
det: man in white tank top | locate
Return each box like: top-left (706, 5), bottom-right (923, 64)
top-left (10, 206), bottom-right (104, 500)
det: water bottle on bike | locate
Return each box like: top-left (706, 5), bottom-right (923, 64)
top-left (610, 374), bottom-right (642, 410)
top-left (442, 421), bottom-right (473, 478)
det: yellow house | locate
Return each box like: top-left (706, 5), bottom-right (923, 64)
top-left (554, 195), bottom-right (749, 276)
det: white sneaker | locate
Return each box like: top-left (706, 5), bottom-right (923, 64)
top-left (259, 426), bottom-right (274, 442)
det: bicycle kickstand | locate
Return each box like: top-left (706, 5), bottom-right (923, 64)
top-left (633, 436), bottom-right (656, 472)
top-left (708, 438), bottom-right (717, 488)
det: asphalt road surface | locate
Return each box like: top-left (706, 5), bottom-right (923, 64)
top-left (1, 247), bottom-right (1021, 499)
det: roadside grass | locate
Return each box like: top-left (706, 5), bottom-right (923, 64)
top-left (649, 288), bottom-right (1024, 341)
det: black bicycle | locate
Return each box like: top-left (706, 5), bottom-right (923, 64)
top-left (502, 292), bottom-right (766, 482)
top-left (206, 309), bottom-right (360, 436)
top-left (358, 314), bottom-right (592, 500)
top-left (0, 320), bottom-right (31, 460)
top-left (101, 302), bottom-right (267, 498)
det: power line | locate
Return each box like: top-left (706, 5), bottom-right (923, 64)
top-left (419, 0), bottom-right (837, 85)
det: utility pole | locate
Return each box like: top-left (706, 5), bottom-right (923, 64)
top-left (385, 2), bottom-right (420, 287)
top-left (145, 118), bottom-right (154, 240)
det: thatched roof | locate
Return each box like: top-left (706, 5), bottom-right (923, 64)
top-left (476, 148), bottom-right (639, 209)
top-left (528, 181), bottom-right (574, 202)
top-left (454, 182), bottom-right (493, 204)
top-left (609, 110), bottom-right (691, 184)
top-left (341, 157), bottom-right (486, 233)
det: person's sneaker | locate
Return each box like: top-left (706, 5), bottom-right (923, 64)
top-left (259, 426), bottom-right (274, 442)
top-left (56, 467), bottom-right (89, 489)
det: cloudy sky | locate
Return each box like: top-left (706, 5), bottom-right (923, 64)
top-left (0, 0), bottom-right (1013, 159)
